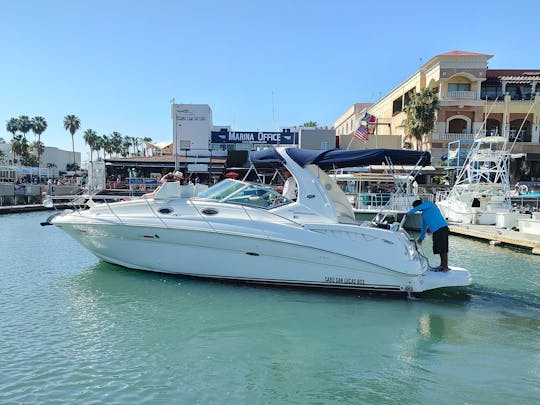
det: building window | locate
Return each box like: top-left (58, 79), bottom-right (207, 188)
top-left (321, 141), bottom-right (330, 151)
top-left (448, 83), bottom-right (471, 92)
top-left (448, 118), bottom-right (468, 134)
top-left (481, 85), bottom-right (503, 101)
top-left (392, 97), bottom-right (402, 116)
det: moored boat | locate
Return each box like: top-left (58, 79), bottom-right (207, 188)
top-left (45, 147), bottom-right (471, 294)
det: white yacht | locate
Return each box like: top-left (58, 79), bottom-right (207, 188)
top-left (45, 148), bottom-right (471, 295)
top-left (437, 136), bottom-right (512, 225)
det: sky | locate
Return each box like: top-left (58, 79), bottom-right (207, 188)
top-left (1, 0), bottom-right (540, 161)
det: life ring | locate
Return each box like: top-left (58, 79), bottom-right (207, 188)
top-left (519, 184), bottom-right (529, 195)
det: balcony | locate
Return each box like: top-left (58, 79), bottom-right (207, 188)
top-left (443, 91), bottom-right (477, 100)
top-left (439, 91), bottom-right (484, 107)
top-left (433, 132), bottom-right (480, 142)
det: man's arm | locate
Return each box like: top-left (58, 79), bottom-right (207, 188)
top-left (418, 219), bottom-right (428, 241)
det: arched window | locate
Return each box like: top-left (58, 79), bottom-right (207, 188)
top-left (447, 115), bottom-right (471, 134)
top-left (486, 119), bottom-right (500, 136)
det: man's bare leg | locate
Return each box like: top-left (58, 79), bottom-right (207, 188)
top-left (439, 253), bottom-right (449, 271)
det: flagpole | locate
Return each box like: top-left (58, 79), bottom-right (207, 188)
top-left (375, 118), bottom-right (378, 148)
top-left (345, 133), bottom-right (355, 150)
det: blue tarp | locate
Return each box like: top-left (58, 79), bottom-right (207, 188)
top-left (9, 165), bottom-right (48, 176)
top-left (250, 148), bottom-right (431, 169)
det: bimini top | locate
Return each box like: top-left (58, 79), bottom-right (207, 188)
top-left (250, 148), bottom-right (431, 170)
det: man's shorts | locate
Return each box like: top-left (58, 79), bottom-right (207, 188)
top-left (432, 226), bottom-right (449, 254)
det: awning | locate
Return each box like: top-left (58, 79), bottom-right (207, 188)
top-left (525, 152), bottom-right (540, 161)
top-left (284, 148), bottom-right (431, 169)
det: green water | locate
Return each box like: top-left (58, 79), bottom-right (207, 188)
top-left (1, 212), bottom-right (539, 404)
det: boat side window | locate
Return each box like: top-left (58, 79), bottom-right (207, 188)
top-left (196, 179), bottom-right (246, 200)
top-left (223, 184), bottom-right (291, 209)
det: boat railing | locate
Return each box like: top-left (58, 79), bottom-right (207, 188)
top-left (352, 192), bottom-right (432, 212)
top-left (511, 195), bottom-right (540, 213)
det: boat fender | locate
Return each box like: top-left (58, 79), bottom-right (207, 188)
top-left (519, 185), bottom-right (528, 195)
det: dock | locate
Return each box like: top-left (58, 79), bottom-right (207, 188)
top-left (0, 204), bottom-right (54, 214)
top-left (449, 223), bottom-right (540, 254)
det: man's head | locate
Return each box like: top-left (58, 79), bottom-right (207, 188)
top-left (173, 171), bottom-right (184, 181)
top-left (412, 199), bottom-right (423, 208)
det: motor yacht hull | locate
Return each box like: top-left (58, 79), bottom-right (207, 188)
top-left (52, 212), bottom-right (470, 294)
top-left (46, 147), bottom-right (471, 295)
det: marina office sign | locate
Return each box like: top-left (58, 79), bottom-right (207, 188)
top-left (211, 129), bottom-right (298, 144)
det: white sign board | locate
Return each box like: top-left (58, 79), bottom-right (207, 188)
top-left (172, 104), bottom-right (212, 153)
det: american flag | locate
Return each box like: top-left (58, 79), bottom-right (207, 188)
top-left (354, 125), bottom-right (370, 142)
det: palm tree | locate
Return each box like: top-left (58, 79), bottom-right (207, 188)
top-left (142, 137), bottom-right (152, 156)
top-left (31, 116), bottom-right (48, 164)
top-left (63, 114), bottom-right (81, 171)
top-left (94, 135), bottom-right (104, 160)
top-left (10, 134), bottom-right (25, 163)
top-left (302, 121), bottom-right (318, 127)
top-left (6, 117), bottom-right (19, 138)
top-left (30, 141), bottom-right (45, 162)
top-left (83, 129), bottom-right (98, 164)
top-left (6, 118), bottom-right (19, 163)
top-left (31, 116), bottom-right (47, 141)
top-left (403, 88), bottom-right (440, 150)
top-left (102, 135), bottom-right (114, 158)
top-left (18, 116), bottom-right (32, 140)
top-left (47, 162), bottom-right (57, 177)
top-left (110, 132), bottom-right (123, 157)
top-left (121, 138), bottom-right (131, 157)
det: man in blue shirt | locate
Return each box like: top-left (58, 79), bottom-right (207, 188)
top-left (406, 199), bottom-right (450, 271)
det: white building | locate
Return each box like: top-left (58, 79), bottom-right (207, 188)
top-left (0, 143), bottom-right (80, 177)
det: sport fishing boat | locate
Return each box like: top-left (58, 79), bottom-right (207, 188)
top-left (44, 147), bottom-right (471, 294)
top-left (436, 136), bottom-right (512, 225)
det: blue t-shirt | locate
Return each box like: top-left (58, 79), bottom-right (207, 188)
top-left (407, 201), bottom-right (447, 241)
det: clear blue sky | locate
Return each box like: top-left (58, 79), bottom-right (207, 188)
top-left (1, 0), bottom-right (539, 159)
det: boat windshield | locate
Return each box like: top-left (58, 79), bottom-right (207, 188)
top-left (196, 179), bottom-right (292, 209)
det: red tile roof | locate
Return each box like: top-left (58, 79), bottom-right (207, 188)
top-left (438, 50), bottom-right (492, 57)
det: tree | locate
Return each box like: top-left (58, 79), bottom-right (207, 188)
top-left (30, 140), bottom-right (45, 161)
top-left (83, 129), bottom-right (98, 163)
top-left (110, 132), bottom-right (123, 156)
top-left (47, 162), bottom-right (57, 177)
top-left (121, 137), bottom-right (131, 157)
top-left (18, 116), bottom-right (32, 140)
top-left (63, 114), bottom-right (81, 171)
top-left (302, 121), bottom-right (318, 128)
top-left (102, 135), bottom-right (114, 158)
top-left (31, 116), bottom-right (48, 164)
top-left (20, 152), bottom-right (38, 167)
top-left (94, 135), bottom-right (105, 160)
top-left (403, 88), bottom-right (440, 150)
top-left (6, 118), bottom-right (19, 138)
top-left (6, 118), bottom-right (19, 163)
top-left (10, 134), bottom-right (28, 163)
top-left (142, 137), bottom-right (152, 156)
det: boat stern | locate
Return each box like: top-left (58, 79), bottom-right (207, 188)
top-left (413, 266), bottom-right (472, 292)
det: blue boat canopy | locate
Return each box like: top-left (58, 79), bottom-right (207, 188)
top-left (249, 148), bottom-right (286, 165)
top-left (250, 148), bottom-right (430, 169)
